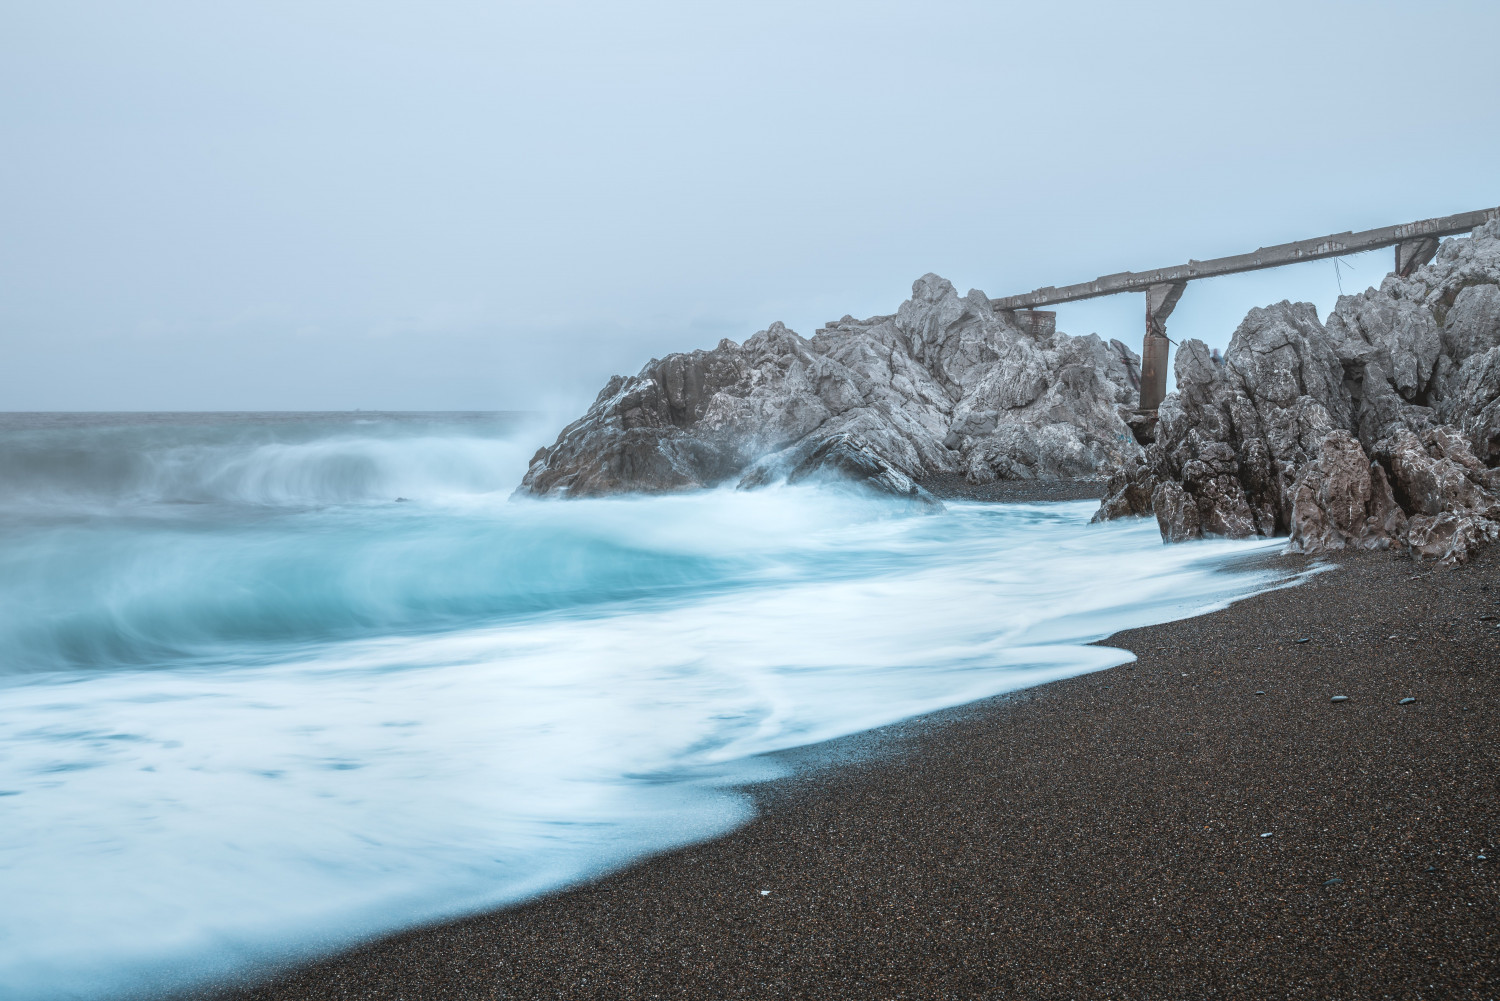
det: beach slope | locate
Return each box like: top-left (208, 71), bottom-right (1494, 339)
top-left (203, 548), bottom-right (1499, 1000)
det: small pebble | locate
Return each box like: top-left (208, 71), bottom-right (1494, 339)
top-left (1260, 832), bottom-right (1273, 838)
top-left (1399, 697), bottom-right (1416, 705)
top-left (1323, 877), bottom-right (1343, 886)
top-left (759, 889), bottom-right (770, 896)
top-left (1331, 695), bottom-right (1349, 702)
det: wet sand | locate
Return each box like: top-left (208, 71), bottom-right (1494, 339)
top-left (199, 546), bottom-right (1500, 1000)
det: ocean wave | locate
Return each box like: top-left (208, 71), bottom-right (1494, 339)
top-left (0, 415), bottom-right (1306, 1000)
top-left (0, 478), bottom-right (946, 676)
top-left (0, 412), bottom-right (538, 510)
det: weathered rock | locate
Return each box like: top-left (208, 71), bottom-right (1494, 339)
top-left (1288, 430), bottom-right (1405, 552)
top-left (1097, 219), bottom-right (1500, 564)
top-left (1440, 342), bottom-right (1500, 466)
top-left (519, 275), bottom-right (1143, 499)
top-left (1373, 427), bottom-right (1500, 561)
top-left (1094, 304), bottom-right (1341, 541)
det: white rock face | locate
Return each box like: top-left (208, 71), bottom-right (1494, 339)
top-left (1098, 220), bottom-right (1500, 563)
top-left (518, 274), bottom-right (1143, 500)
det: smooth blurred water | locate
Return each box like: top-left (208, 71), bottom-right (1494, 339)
top-left (0, 413), bottom-right (1297, 1000)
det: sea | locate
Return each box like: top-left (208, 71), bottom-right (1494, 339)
top-left (0, 412), bottom-right (1300, 999)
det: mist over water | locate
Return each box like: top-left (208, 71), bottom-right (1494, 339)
top-left (0, 413), bottom-right (1299, 1000)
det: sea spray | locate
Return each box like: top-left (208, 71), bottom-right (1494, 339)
top-left (0, 413), bottom-right (1299, 999)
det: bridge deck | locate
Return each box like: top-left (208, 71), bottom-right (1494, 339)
top-left (993, 206), bottom-right (1500, 311)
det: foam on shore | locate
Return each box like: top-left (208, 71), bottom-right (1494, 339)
top-left (0, 414), bottom-right (1298, 999)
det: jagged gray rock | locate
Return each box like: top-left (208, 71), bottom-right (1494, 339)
top-left (1097, 219), bottom-right (1500, 564)
top-left (1287, 429), bottom-right (1406, 551)
top-left (519, 274), bottom-right (1143, 500)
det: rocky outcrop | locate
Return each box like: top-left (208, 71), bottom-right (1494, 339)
top-left (519, 275), bottom-right (1143, 500)
top-left (1097, 219), bottom-right (1500, 563)
top-left (1286, 429), bottom-right (1406, 552)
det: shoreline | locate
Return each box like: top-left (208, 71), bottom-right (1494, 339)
top-left (196, 545), bottom-right (1499, 1000)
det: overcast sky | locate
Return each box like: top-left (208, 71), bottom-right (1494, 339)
top-left (2, 0), bottom-right (1497, 413)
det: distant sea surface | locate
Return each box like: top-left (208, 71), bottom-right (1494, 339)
top-left (0, 412), bottom-right (1297, 999)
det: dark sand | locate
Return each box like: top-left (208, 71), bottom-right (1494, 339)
top-left (200, 547), bottom-right (1500, 1000)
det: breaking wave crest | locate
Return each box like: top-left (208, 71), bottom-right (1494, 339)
top-left (0, 412), bottom-right (536, 510)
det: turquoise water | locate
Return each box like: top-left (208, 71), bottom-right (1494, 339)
top-left (0, 413), bottom-right (1295, 999)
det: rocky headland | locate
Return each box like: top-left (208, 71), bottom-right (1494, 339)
top-left (520, 221), bottom-right (1500, 563)
top-left (1096, 218), bottom-right (1500, 563)
top-left (517, 275), bottom-right (1144, 502)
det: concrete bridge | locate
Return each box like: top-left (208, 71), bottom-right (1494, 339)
top-left (993, 206), bottom-right (1500, 411)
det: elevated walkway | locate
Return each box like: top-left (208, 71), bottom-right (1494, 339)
top-left (993, 206), bottom-right (1500, 410)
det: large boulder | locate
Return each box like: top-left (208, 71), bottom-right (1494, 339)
top-left (518, 275), bottom-right (1143, 500)
top-left (1097, 219), bottom-right (1500, 564)
top-left (1287, 429), bottom-right (1406, 552)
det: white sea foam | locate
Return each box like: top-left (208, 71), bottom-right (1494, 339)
top-left (0, 416), bottom-right (1301, 999)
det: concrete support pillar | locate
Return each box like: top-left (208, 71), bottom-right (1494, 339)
top-left (1018, 309), bottom-right (1056, 339)
top-left (999, 309), bottom-right (1057, 339)
top-left (1395, 237), bottom-right (1439, 278)
top-left (1139, 280), bottom-right (1187, 411)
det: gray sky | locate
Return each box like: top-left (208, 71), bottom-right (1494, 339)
top-left (3, 0), bottom-right (1497, 414)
